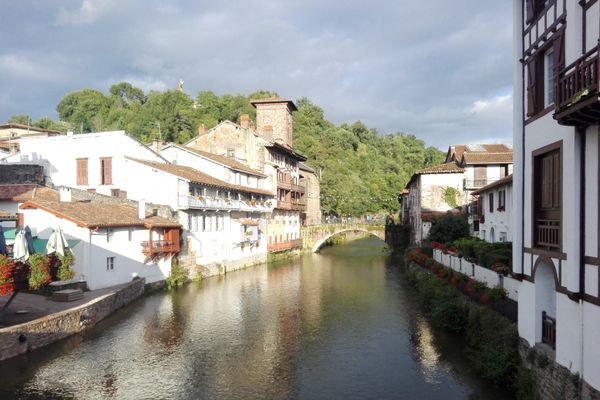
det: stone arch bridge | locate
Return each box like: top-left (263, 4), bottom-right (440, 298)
top-left (301, 224), bottom-right (386, 253)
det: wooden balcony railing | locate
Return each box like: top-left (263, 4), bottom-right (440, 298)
top-left (464, 178), bottom-right (495, 189)
top-left (291, 183), bottom-right (305, 193)
top-left (554, 45), bottom-right (600, 126)
top-left (267, 239), bottom-right (303, 252)
top-left (141, 240), bottom-right (178, 255)
top-left (535, 219), bottom-right (561, 250)
top-left (541, 311), bottom-right (556, 349)
top-left (277, 200), bottom-right (292, 210)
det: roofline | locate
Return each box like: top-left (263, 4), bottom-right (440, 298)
top-left (162, 143), bottom-right (267, 178)
top-left (19, 201), bottom-right (180, 229)
top-left (471, 175), bottom-right (513, 195)
top-left (0, 123), bottom-right (63, 136)
top-left (268, 142), bottom-right (307, 161)
top-left (250, 98), bottom-right (298, 111)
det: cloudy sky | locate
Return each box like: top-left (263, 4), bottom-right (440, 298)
top-left (0, 0), bottom-right (513, 150)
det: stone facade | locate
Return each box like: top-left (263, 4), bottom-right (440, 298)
top-left (518, 339), bottom-right (599, 400)
top-left (252, 101), bottom-right (294, 146)
top-left (0, 164), bottom-right (44, 185)
top-left (0, 278), bottom-right (145, 361)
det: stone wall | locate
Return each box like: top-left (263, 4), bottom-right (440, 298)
top-left (0, 164), bottom-right (44, 185)
top-left (0, 278), bottom-right (145, 362)
top-left (385, 224), bottom-right (411, 252)
top-left (519, 339), bottom-right (600, 400)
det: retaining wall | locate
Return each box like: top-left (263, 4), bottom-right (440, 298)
top-left (433, 249), bottom-right (519, 301)
top-left (0, 278), bottom-right (145, 362)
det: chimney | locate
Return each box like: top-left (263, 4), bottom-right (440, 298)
top-left (263, 125), bottom-right (273, 140)
top-left (138, 199), bottom-right (146, 220)
top-left (59, 187), bottom-right (72, 203)
top-left (198, 124), bottom-right (206, 137)
top-left (151, 139), bottom-right (163, 155)
top-left (240, 114), bottom-right (250, 129)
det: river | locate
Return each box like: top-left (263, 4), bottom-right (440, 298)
top-left (0, 237), bottom-right (511, 399)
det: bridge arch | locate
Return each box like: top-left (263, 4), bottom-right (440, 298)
top-left (311, 228), bottom-right (386, 253)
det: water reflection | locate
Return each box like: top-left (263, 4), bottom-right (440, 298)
top-left (0, 237), bottom-right (510, 400)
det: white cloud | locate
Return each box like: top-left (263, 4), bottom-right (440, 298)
top-left (55, 0), bottom-right (118, 26)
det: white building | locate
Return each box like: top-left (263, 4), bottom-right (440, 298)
top-left (5, 131), bottom-right (274, 277)
top-left (513, 0), bottom-right (600, 396)
top-left (400, 162), bottom-right (466, 243)
top-left (19, 188), bottom-right (180, 290)
top-left (471, 175), bottom-right (513, 243)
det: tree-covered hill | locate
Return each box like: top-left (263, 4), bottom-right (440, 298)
top-left (8, 83), bottom-right (444, 216)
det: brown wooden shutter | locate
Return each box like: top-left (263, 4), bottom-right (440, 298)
top-left (526, 0), bottom-right (535, 24)
top-left (477, 196), bottom-right (483, 221)
top-left (76, 158), bottom-right (88, 185)
top-left (527, 59), bottom-right (537, 117)
top-left (541, 155), bottom-right (553, 208)
top-left (489, 193), bottom-right (494, 213)
top-left (101, 157), bottom-right (113, 185)
top-left (552, 151), bottom-right (560, 208)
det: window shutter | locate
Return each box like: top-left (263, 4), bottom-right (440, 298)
top-left (541, 155), bottom-right (553, 208)
top-left (526, 0), bottom-right (535, 24)
top-left (552, 152), bottom-right (560, 208)
top-left (489, 193), bottom-right (494, 213)
top-left (527, 59), bottom-right (537, 117)
top-left (76, 159), bottom-right (88, 185)
top-left (477, 196), bottom-right (483, 220)
top-left (105, 158), bottom-right (112, 185)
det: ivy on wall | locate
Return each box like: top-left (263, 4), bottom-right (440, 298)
top-left (442, 187), bottom-right (460, 209)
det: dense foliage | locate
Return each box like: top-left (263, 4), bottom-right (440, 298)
top-left (27, 254), bottom-right (52, 290)
top-left (0, 255), bottom-right (16, 296)
top-left (58, 251), bottom-right (76, 281)
top-left (451, 237), bottom-right (512, 271)
top-left (427, 213), bottom-right (470, 244)
top-left (9, 83), bottom-right (444, 216)
top-left (404, 247), bottom-right (520, 390)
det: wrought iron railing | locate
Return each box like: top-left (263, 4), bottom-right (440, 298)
top-left (541, 311), bottom-right (556, 349)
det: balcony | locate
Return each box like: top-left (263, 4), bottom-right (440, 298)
top-left (464, 178), bottom-right (497, 190)
top-left (179, 195), bottom-right (272, 213)
top-left (277, 180), bottom-right (292, 190)
top-left (267, 239), bottom-right (303, 252)
top-left (534, 219), bottom-right (561, 250)
top-left (291, 183), bottom-right (305, 193)
top-left (277, 200), bottom-right (292, 210)
top-left (141, 240), bottom-right (179, 255)
top-left (554, 45), bottom-right (600, 126)
top-left (291, 200), bottom-right (306, 211)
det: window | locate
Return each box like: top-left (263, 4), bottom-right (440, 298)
top-left (106, 228), bottom-right (114, 242)
top-left (100, 157), bottom-right (112, 185)
top-left (499, 232), bottom-right (507, 242)
top-left (76, 158), bottom-right (88, 185)
top-left (526, 30), bottom-right (564, 117)
top-left (498, 190), bottom-right (506, 211)
top-left (488, 193), bottom-right (494, 213)
top-left (525, 0), bottom-right (546, 24)
top-left (544, 48), bottom-right (554, 107)
top-left (111, 189), bottom-right (120, 198)
top-left (533, 143), bottom-right (562, 250)
top-left (106, 257), bottom-right (115, 271)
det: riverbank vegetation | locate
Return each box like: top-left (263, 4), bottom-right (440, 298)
top-left (8, 84), bottom-right (444, 217)
top-left (404, 247), bottom-right (533, 398)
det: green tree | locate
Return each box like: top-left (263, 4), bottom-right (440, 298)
top-left (56, 89), bottom-right (109, 132)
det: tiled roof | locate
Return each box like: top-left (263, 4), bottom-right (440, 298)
top-left (471, 175), bottom-right (513, 195)
top-left (447, 143), bottom-right (512, 163)
top-left (20, 199), bottom-right (180, 229)
top-left (417, 162), bottom-right (465, 174)
top-left (299, 162), bottom-right (315, 173)
top-left (128, 158), bottom-right (274, 196)
top-left (461, 152), bottom-right (513, 164)
top-left (0, 184), bottom-right (58, 202)
top-left (0, 123), bottom-right (63, 136)
top-left (175, 145), bottom-right (266, 177)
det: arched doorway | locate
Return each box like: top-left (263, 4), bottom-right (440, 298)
top-left (489, 227), bottom-right (495, 243)
top-left (533, 257), bottom-right (557, 348)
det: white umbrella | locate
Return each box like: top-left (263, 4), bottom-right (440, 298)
top-left (13, 230), bottom-right (29, 261)
top-left (46, 225), bottom-right (69, 256)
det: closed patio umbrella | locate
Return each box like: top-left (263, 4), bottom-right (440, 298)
top-left (24, 226), bottom-right (35, 254)
top-left (46, 225), bottom-right (69, 256)
top-left (0, 226), bottom-right (7, 255)
top-left (13, 230), bottom-right (29, 261)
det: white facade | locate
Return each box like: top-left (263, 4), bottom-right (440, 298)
top-left (514, 0), bottom-right (600, 394)
top-left (19, 206), bottom-right (172, 290)
top-left (473, 177), bottom-right (513, 243)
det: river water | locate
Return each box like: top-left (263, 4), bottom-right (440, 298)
top-left (0, 237), bottom-right (511, 399)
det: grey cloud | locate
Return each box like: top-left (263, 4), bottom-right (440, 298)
top-left (0, 0), bottom-right (513, 149)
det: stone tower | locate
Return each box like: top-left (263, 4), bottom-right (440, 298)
top-left (250, 98), bottom-right (297, 146)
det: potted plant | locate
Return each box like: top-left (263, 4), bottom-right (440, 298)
top-left (28, 254), bottom-right (52, 290)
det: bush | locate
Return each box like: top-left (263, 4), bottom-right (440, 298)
top-left (166, 259), bottom-right (186, 290)
top-left (58, 251), bottom-right (76, 281)
top-left (28, 254), bottom-right (52, 290)
top-left (0, 255), bottom-right (16, 296)
top-left (428, 213), bottom-right (470, 244)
